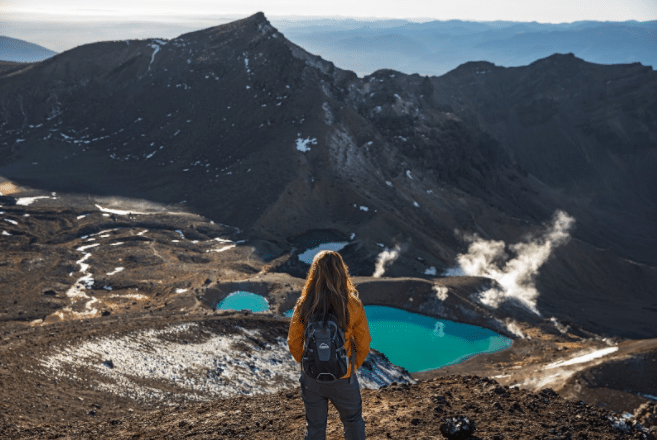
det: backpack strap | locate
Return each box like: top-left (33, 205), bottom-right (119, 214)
top-left (348, 337), bottom-right (356, 385)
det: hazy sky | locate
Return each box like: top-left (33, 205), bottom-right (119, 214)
top-left (2, 0), bottom-right (655, 53)
top-left (4, 0), bottom-right (656, 22)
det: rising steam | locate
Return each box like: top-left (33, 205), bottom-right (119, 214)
top-left (373, 244), bottom-right (403, 278)
top-left (456, 210), bottom-right (575, 315)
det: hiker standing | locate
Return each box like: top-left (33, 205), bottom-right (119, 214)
top-left (288, 250), bottom-right (371, 440)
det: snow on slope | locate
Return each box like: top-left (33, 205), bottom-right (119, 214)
top-left (39, 323), bottom-right (413, 404)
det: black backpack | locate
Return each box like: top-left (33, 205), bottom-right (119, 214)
top-left (302, 313), bottom-right (355, 383)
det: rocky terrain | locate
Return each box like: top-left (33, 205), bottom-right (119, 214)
top-left (4, 375), bottom-right (656, 439)
top-left (0, 12), bottom-right (656, 439)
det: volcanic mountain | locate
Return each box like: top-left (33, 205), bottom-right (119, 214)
top-left (1, 12), bottom-right (655, 338)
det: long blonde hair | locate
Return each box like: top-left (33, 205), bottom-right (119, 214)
top-left (296, 250), bottom-right (359, 331)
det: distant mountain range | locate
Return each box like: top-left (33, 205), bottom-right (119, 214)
top-left (0, 13), bottom-right (655, 338)
top-left (272, 18), bottom-right (657, 76)
top-left (2, 16), bottom-right (654, 75)
top-left (0, 36), bottom-right (57, 63)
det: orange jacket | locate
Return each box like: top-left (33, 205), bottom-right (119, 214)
top-left (287, 296), bottom-right (371, 379)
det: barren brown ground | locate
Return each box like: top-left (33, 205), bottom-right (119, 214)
top-left (1, 191), bottom-right (656, 439)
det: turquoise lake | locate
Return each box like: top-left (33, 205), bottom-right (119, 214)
top-left (364, 305), bottom-right (511, 372)
top-left (220, 293), bottom-right (511, 372)
top-left (216, 291), bottom-right (269, 313)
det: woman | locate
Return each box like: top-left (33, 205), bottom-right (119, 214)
top-left (288, 250), bottom-right (371, 440)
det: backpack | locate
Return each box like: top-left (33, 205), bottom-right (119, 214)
top-left (302, 313), bottom-right (355, 383)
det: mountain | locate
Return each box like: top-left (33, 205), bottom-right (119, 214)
top-left (1, 13), bottom-right (657, 434)
top-left (274, 19), bottom-right (657, 76)
top-left (0, 36), bottom-right (57, 63)
top-left (0, 12), bottom-right (655, 339)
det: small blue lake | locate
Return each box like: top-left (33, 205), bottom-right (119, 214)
top-left (284, 305), bottom-right (512, 372)
top-left (216, 291), bottom-right (269, 313)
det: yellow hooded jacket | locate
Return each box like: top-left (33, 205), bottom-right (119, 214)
top-left (287, 297), bottom-right (371, 379)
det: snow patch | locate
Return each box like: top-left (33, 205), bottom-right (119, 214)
top-left (111, 293), bottom-right (147, 300)
top-left (95, 204), bottom-right (153, 216)
top-left (296, 137), bottom-right (317, 153)
top-left (38, 324), bottom-right (412, 404)
top-left (147, 43), bottom-right (161, 72)
top-left (545, 347), bottom-right (618, 370)
top-left (16, 196), bottom-right (52, 206)
top-left (298, 242), bottom-right (349, 265)
top-left (76, 244), bottom-right (100, 252)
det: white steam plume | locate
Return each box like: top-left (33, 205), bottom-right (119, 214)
top-left (373, 244), bottom-right (402, 278)
top-left (456, 210), bottom-right (575, 315)
top-left (433, 285), bottom-right (449, 301)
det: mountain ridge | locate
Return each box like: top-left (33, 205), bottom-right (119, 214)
top-left (0, 13), bottom-right (655, 338)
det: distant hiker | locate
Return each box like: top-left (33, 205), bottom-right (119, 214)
top-left (288, 250), bottom-right (371, 440)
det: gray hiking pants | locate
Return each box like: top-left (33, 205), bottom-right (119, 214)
top-left (299, 372), bottom-right (366, 440)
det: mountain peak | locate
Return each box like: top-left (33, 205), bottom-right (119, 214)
top-left (528, 52), bottom-right (583, 67)
top-left (224, 11), bottom-right (272, 30)
top-left (247, 11), bottom-right (268, 23)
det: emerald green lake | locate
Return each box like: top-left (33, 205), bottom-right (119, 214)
top-left (216, 291), bottom-right (269, 313)
top-left (365, 305), bottom-right (512, 372)
top-left (284, 304), bottom-right (512, 372)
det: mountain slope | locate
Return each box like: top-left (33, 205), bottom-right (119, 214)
top-left (432, 54), bottom-right (657, 265)
top-left (0, 13), bottom-right (655, 339)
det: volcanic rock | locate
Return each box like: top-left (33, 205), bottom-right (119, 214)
top-left (440, 415), bottom-right (476, 439)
